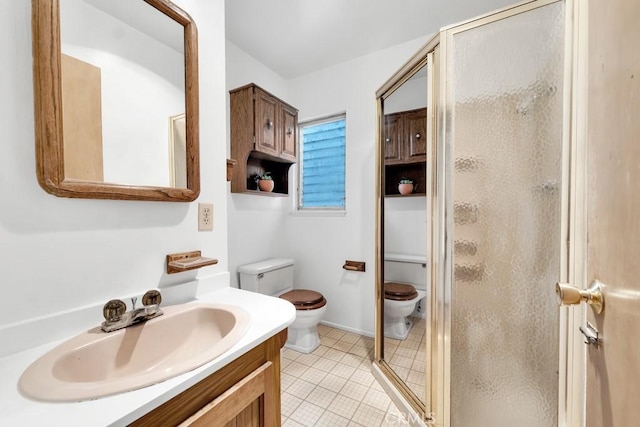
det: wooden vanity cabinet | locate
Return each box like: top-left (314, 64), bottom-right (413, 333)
top-left (131, 329), bottom-right (287, 427)
top-left (384, 107), bottom-right (427, 165)
top-left (230, 84), bottom-right (298, 195)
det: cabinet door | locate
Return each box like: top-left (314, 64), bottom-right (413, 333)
top-left (254, 89), bottom-right (279, 157)
top-left (384, 113), bottom-right (403, 164)
top-left (280, 104), bottom-right (297, 162)
top-left (404, 108), bottom-right (427, 163)
top-left (180, 361), bottom-right (276, 427)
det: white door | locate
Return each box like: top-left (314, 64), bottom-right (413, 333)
top-left (585, 0), bottom-right (640, 425)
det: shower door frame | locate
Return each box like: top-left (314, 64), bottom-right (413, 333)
top-left (373, 34), bottom-right (440, 423)
top-left (429, 0), bottom-right (583, 425)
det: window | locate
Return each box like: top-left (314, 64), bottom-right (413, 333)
top-left (298, 114), bottom-right (346, 210)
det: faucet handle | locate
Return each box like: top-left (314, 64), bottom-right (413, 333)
top-left (103, 299), bottom-right (127, 322)
top-left (142, 290), bottom-right (162, 306)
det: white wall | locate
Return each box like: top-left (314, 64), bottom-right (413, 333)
top-left (225, 40), bottom-right (292, 287)
top-left (225, 41), bottom-right (289, 102)
top-left (384, 74), bottom-right (428, 114)
top-left (385, 197), bottom-right (428, 257)
top-left (226, 36), bottom-right (430, 336)
top-left (221, 0), bottom-right (520, 337)
top-left (0, 0), bottom-right (229, 331)
top-left (286, 37), bottom-right (431, 336)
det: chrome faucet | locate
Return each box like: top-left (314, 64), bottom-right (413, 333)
top-left (101, 290), bottom-right (164, 332)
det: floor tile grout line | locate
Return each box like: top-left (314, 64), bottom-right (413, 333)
top-left (281, 324), bottom-right (413, 426)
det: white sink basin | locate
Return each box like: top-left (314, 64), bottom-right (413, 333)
top-left (18, 302), bottom-right (250, 402)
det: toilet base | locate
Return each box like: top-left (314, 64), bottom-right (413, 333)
top-left (384, 316), bottom-right (413, 341)
top-left (285, 326), bottom-right (321, 353)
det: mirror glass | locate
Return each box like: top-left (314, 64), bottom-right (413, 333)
top-left (380, 61), bottom-right (429, 404)
top-left (32, 0), bottom-right (199, 201)
top-left (60, 0), bottom-right (185, 188)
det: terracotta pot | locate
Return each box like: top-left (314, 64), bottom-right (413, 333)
top-left (258, 179), bottom-right (274, 192)
top-left (398, 183), bottom-right (414, 195)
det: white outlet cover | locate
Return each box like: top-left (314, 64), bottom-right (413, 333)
top-left (198, 203), bottom-right (213, 231)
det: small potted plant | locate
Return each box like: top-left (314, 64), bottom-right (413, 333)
top-left (398, 177), bottom-right (414, 195)
top-left (255, 172), bottom-right (274, 192)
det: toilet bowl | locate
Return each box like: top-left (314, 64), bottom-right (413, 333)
top-left (279, 289), bottom-right (327, 353)
top-left (383, 253), bottom-right (427, 340)
top-left (237, 258), bottom-right (326, 353)
top-left (384, 282), bottom-right (427, 340)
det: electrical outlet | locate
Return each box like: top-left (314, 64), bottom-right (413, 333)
top-left (198, 203), bottom-right (213, 231)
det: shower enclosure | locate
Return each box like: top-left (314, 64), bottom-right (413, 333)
top-left (432, 0), bottom-right (568, 425)
top-left (375, 1), bottom-right (572, 425)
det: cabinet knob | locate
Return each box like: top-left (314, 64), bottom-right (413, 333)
top-left (266, 119), bottom-right (273, 130)
top-left (385, 138), bottom-right (391, 143)
top-left (286, 128), bottom-right (293, 136)
top-left (415, 133), bottom-right (421, 139)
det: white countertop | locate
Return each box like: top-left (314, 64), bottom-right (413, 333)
top-left (0, 287), bottom-right (296, 427)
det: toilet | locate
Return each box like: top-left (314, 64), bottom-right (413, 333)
top-left (384, 253), bottom-right (427, 340)
top-left (238, 258), bottom-right (326, 353)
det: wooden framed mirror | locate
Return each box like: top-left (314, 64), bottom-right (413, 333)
top-left (32, 0), bottom-right (199, 201)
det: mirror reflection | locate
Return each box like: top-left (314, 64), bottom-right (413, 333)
top-left (382, 62), bottom-right (428, 402)
top-left (169, 113), bottom-right (187, 188)
top-left (59, 0), bottom-right (186, 188)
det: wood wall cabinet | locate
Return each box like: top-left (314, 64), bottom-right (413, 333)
top-left (279, 104), bottom-right (297, 161)
top-left (131, 330), bottom-right (287, 427)
top-left (383, 108), bottom-right (427, 196)
top-left (230, 83), bottom-right (298, 195)
top-left (384, 107), bottom-right (427, 165)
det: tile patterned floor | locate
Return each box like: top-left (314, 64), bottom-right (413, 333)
top-left (384, 316), bottom-right (426, 399)
top-left (280, 324), bottom-right (411, 426)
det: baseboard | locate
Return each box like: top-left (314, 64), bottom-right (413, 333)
top-left (319, 320), bottom-right (374, 338)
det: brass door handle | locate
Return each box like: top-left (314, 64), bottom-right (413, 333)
top-left (556, 280), bottom-right (604, 314)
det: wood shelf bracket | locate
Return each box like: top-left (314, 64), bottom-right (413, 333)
top-left (166, 250), bottom-right (218, 274)
top-left (226, 159), bottom-right (237, 182)
top-left (343, 260), bottom-right (366, 272)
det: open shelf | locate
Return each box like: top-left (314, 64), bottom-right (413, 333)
top-left (243, 157), bottom-right (292, 195)
top-left (166, 251), bottom-right (218, 274)
top-left (385, 163), bottom-right (426, 197)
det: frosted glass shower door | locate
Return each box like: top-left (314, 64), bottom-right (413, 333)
top-left (442, 1), bottom-right (566, 426)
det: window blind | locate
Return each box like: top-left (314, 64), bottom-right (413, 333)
top-left (300, 117), bottom-right (346, 208)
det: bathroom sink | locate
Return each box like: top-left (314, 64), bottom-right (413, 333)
top-left (18, 302), bottom-right (250, 402)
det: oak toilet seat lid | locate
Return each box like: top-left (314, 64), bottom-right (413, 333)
top-left (384, 282), bottom-right (418, 301)
top-left (280, 289), bottom-right (327, 310)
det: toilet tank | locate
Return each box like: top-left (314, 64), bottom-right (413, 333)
top-left (384, 253), bottom-right (427, 289)
top-left (237, 258), bottom-right (295, 296)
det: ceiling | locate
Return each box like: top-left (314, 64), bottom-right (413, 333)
top-left (225, 0), bottom-right (516, 79)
